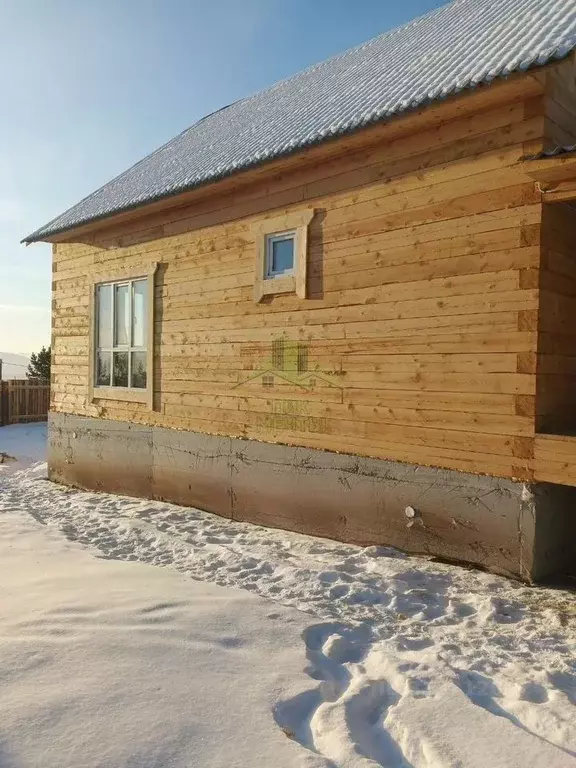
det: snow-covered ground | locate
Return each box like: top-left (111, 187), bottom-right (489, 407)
top-left (0, 421), bottom-right (47, 469)
top-left (0, 423), bottom-right (575, 767)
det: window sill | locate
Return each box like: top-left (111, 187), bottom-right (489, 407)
top-left (92, 387), bottom-right (149, 405)
top-left (254, 274), bottom-right (295, 302)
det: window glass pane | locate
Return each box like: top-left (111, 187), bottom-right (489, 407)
top-left (269, 237), bottom-right (294, 275)
top-left (96, 351), bottom-right (111, 387)
top-left (114, 284), bottom-right (130, 346)
top-left (96, 284), bottom-right (112, 348)
top-left (112, 351), bottom-right (129, 387)
top-left (132, 279), bottom-right (147, 348)
top-left (131, 351), bottom-right (147, 389)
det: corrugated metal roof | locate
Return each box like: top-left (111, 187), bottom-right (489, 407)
top-left (24, 0), bottom-right (576, 243)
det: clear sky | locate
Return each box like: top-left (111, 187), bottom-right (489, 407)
top-left (0, 0), bottom-right (445, 355)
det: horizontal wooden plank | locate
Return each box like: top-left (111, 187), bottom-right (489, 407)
top-left (159, 352), bottom-right (520, 375)
top-left (157, 268), bottom-right (526, 321)
top-left (161, 385), bottom-right (523, 415)
top-left (164, 396), bottom-right (532, 437)
top-left (533, 435), bottom-right (576, 486)
top-left (156, 332), bottom-right (535, 359)
top-left (160, 385), bottom-right (528, 414)
top-left (155, 288), bottom-right (536, 332)
top-left (155, 368), bottom-right (534, 396)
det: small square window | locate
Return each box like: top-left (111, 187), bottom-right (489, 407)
top-left (252, 209), bottom-right (314, 302)
top-left (265, 233), bottom-right (295, 278)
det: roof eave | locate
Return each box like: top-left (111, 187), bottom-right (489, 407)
top-left (23, 61), bottom-right (556, 245)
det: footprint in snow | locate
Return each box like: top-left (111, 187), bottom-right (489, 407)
top-left (275, 624), bottom-right (576, 767)
top-left (274, 622), bottom-right (413, 767)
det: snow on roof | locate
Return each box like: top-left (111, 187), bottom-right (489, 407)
top-left (24, 0), bottom-right (576, 244)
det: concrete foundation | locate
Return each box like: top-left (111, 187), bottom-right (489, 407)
top-left (48, 412), bottom-right (576, 582)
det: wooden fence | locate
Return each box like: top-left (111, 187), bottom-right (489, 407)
top-left (0, 379), bottom-right (50, 426)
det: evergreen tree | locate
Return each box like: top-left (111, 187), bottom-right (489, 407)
top-left (27, 346), bottom-right (51, 382)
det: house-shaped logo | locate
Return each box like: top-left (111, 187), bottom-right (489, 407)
top-left (234, 338), bottom-right (344, 401)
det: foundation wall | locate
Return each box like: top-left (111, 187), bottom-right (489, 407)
top-left (49, 412), bottom-right (576, 583)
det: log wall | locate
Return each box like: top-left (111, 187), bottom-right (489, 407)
top-left (51, 68), bottom-right (572, 487)
top-left (532, 57), bottom-right (576, 486)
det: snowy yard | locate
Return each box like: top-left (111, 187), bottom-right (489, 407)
top-left (0, 423), bottom-right (575, 767)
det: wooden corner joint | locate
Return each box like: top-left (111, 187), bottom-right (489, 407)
top-left (516, 352), bottom-right (537, 375)
top-left (513, 436), bottom-right (535, 460)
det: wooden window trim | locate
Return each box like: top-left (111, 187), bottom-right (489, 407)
top-left (252, 209), bottom-right (315, 302)
top-left (89, 262), bottom-right (157, 409)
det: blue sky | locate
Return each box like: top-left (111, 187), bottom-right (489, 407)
top-left (0, 0), bottom-right (445, 354)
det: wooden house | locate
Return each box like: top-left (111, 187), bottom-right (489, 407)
top-left (25, 0), bottom-right (576, 581)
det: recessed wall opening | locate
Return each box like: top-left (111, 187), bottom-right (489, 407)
top-left (537, 201), bottom-right (576, 436)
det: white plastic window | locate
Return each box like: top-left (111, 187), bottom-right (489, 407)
top-left (95, 278), bottom-right (148, 389)
top-left (265, 232), bottom-right (295, 278)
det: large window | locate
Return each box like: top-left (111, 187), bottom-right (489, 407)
top-left (95, 277), bottom-right (148, 390)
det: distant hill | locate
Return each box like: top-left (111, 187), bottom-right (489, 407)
top-left (0, 353), bottom-right (30, 380)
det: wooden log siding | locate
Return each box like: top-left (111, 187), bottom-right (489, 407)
top-left (534, 58), bottom-right (576, 446)
top-left (50, 65), bottom-right (576, 486)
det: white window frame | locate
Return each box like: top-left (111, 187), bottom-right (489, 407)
top-left (252, 209), bottom-right (315, 302)
top-left (89, 263), bottom-right (156, 408)
top-left (265, 231), bottom-right (296, 279)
